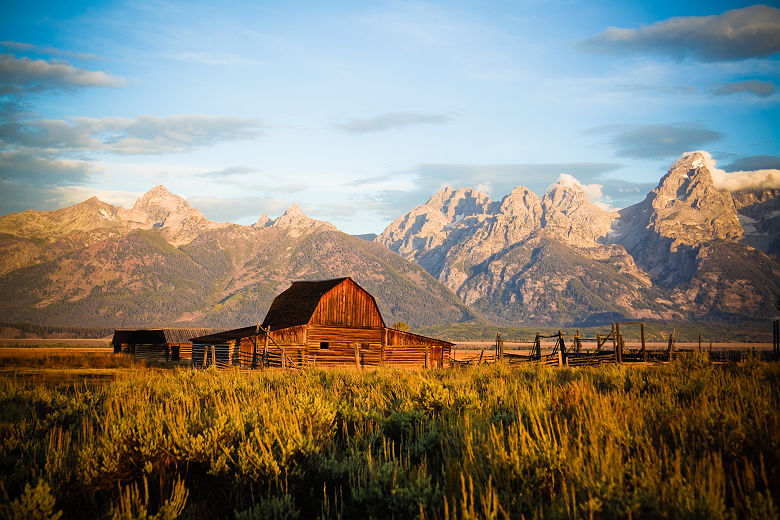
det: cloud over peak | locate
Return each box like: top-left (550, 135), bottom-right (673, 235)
top-left (579, 5), bottom-right (780, 62)
top-left (687, 150), bottom-right (780, 191)
top-left (338, 112), bottom-right (454, 134)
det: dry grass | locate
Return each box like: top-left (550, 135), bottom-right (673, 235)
top-left (0, 356), bottom-right (777, 519)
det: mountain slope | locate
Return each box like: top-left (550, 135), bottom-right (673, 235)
top-left (378, 179), bottom-right (656, 324)
top-left (0, 194), bottom-right (472, 329)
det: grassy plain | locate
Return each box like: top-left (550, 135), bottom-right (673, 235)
top-left (0, 350), bottom-right (777, 520)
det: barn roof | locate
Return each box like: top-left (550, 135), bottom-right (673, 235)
top-left (262, 277), bottom-right (369, 329)
top-left (112, 328), bottom-right (214, 346)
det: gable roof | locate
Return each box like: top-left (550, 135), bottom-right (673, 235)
top-left (262, 277), bottom-right (365, 329)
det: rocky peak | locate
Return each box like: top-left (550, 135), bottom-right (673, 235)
top-left (425, 186), bottom-right (493, 220)
top-left (252, 214), bottom-right (271, 228)
top-left (271, 205), bottom-right (337, 230)
top-left (647, 151), bottom-right (743, 246)
top-left (540, 181), bottom-right (613, 244)
top-left (499, 186), bottom-right (542, 219)
top-left (542, 180), bottom-right (587, 212)
top-left (123, 185), bottom-right (219, 245)
top-left (129, 185), bottom-right (194, 223)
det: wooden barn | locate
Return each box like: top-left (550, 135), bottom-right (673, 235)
top-left (191, 277), bottom-right (452, 369)
top-left (113, 328), bottom-right (213, 362)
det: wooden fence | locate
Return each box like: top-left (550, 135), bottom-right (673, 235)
top-left (454, 321), bottom-right (778, 368)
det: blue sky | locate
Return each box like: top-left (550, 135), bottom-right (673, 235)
top-left (1, 1), bottom-right (778, 233)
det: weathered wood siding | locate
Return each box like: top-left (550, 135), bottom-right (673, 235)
top-left (236, 326), bottom-right (307, 368)
top-left (386, 329), bottom-right (451, 368)
top-left (309, 278), bottom-right (384, 328)
top-left (306, 325), bottom-right (383, 367)
top-left (192, 341), bottom-right (240, 369)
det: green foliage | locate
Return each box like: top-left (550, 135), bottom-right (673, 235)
top-left (0, 361), bottom-right (778, 519)
top-left (0, 480), bottom-right (61, 520)
top-left (391, 321), bottom-right (410, 332)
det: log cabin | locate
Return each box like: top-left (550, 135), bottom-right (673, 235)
top-left (112, 328), bottom-right (213, 362)
top-left (191, 277), bottom-right (452, 369)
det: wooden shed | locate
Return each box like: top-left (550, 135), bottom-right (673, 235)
top-left (113, 328), bottom-right (213, 362)
top-left (191, 277), bottom-right (452, 369)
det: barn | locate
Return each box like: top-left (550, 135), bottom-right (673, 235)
top-left (191, 277), bottom-right (452, 369)
top-left (113, 328), bottom-right (213, 362)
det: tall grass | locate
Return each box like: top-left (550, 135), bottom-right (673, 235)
top-left (0, 359), bottom-right (777, 519)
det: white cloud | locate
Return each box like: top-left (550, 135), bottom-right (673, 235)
top-left (555, 173), bottom-right (605, 202)
top-left (687, 150), bottom-right (780, 191)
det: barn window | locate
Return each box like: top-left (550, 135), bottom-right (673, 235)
top-left (320, 341), bottom-right (329, 349)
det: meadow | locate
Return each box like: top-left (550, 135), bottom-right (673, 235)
top-left (0, 353), bottom-right (777, 519)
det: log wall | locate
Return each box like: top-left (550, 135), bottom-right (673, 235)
top-left (306, 326), bottom-right (383, 367)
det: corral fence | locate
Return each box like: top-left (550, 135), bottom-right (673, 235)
top-left (453, 319), bottom-right (780, 367)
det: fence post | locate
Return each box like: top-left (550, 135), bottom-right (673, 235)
top-left (211, 345), bottom-right (216, 367)
top-left (263, 328), bottom-right (269, 368)
top-left (425, 345), bottom-right (430, 369)
top-left (354, 343), bottom-right (361, 369)
top-left (666, 328), bottom-right (676, 361)
top-left (615, 323), bottom-right (622, 363)
top-left (558, 330), bottom-right (566, 366)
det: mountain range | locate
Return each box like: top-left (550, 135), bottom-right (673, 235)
top-left (0, 151), bottom-right (778, 329)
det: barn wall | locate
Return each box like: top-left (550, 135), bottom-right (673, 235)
top-left (309, 279), bottom-right (384, 329)
top-left (133, 344), bottom-right (172, 363)
top-left (170, 343), bottom-right (192, 360)
top-left (385, 329), bottom-right (451, 368)
top-left (306, 325), bottom-right (383, 367)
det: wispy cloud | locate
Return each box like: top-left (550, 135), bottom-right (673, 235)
top-left (195, 166), bottom-right (259, 177)
top-left (714, 80), bottom-right (775, 97)
top-left (0, 41), bottom-right (102, 61)
top-left (337, 112), bottom-right (455, 134)
top-left (162, 51), bottom-right (262, 66)
top-left (589, 123), bottom-right (723, 160)
top-left (0, 115), bottom-right (264, 155)
top-left (0, 150), bottom-right (92, 185)
top-left (0, 54), bottom-right (125, 94)
top-left (579, 5), bottom-right (780, 61)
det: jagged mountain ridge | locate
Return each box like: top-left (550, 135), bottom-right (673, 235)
top-left (378, 151), bottom-right (780, 324)
top-left (0, 191), bottom-right (472, 328)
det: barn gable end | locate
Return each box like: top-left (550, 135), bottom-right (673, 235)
top-left (262, 277), bottom-right (384, 329)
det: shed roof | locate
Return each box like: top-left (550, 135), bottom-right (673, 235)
top-left (190, 325), bottom-right (259, 344)
top-left (261, 277), bottom-right (354, 329)
top-left (112, 328), bottom-right (214, 346)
